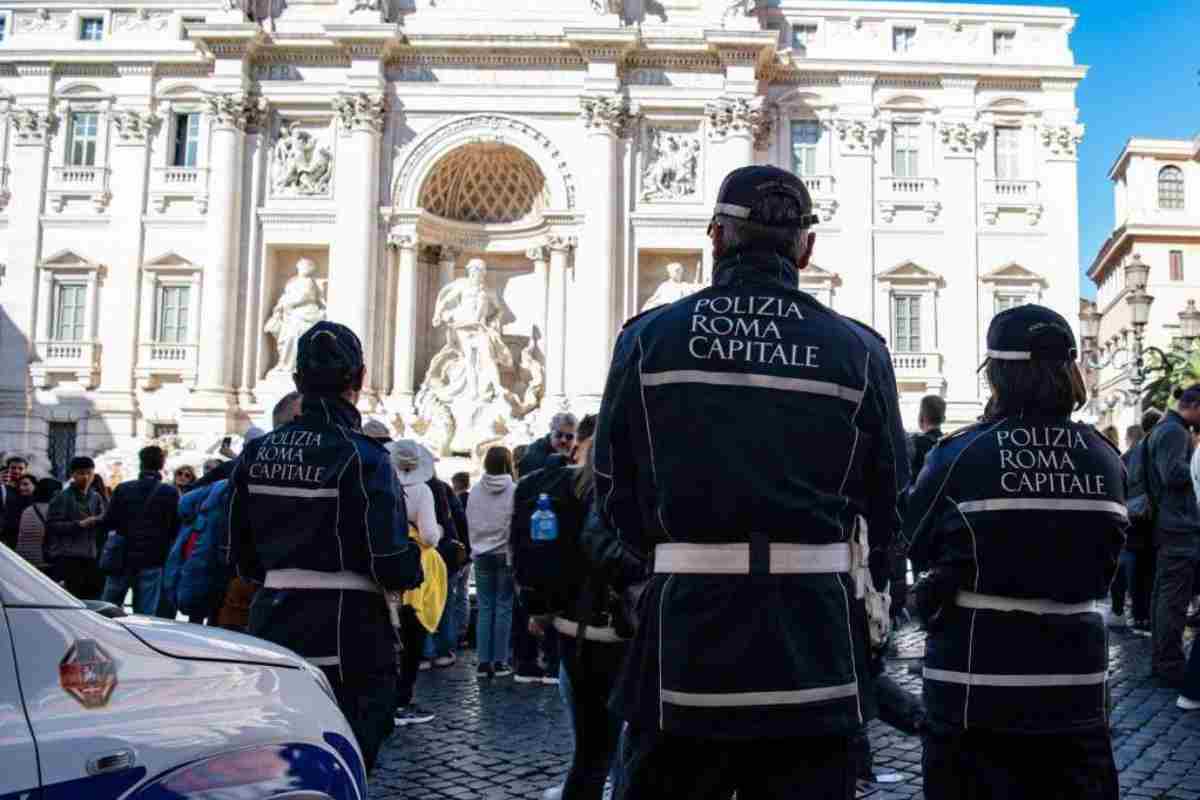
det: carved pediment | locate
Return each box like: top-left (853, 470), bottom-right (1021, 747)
top-left (41, 249), bottom-right (100, 270)
top-left (143, 251), bottom-right (199, 270)
top-left (799, 263), bottom-right (841, 286)
top-left (877, 260), bottom-right (942, 284)
top-left (981, 261), bottom-right (1047, 286)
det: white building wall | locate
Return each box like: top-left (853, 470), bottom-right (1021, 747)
top-left (0, 0), bottom-right (1087, 471)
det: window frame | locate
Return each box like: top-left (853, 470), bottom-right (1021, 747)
top-left (891, 121), bottom-right (921, 178)
top-left (993, 293), bottom-right (1025, 315)
top-left (66, 111), bottom-right (100, 167)
top-left (993, 126), bottom-right (1022, 180)
top-left (78, 16), bottom-right (105, 41)
top-left (1159, 165), bottom-right (1186, 210)
top-left (0, 11), bottom-right (11, 43)
top-left (790, 120), bottom-right (822, 177)
top-left (52, 282), bottom-right (88, 342)
top-left (892, 26), bottom-right (917, 54)
top-left (155, 284), bottom-right (191, 344)
top-left (993, 30), bottom-right (1016, 56)
top-left (171, 112), bottom-right (201, 168)
top-left (1170, 250), bottom-right (1184, 282)
top-left (892, 293), bottom-right (922, 353)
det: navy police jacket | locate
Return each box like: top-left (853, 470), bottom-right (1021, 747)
top-left (592, 248), bottom-right (909, 740)
top-left (905, 416), bottom-right (1126, 734)
top-left (228, 395), bottom-right (422, 676)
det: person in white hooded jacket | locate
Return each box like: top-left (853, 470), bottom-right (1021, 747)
top-left (388, 439), bottom-right (443, 726)
top-left (467, 446), bottom-right (517, 678)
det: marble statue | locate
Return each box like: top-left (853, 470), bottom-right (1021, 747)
top-left (642, 262), bottom-right (702, 311)
top-left (427, 258), bottom-right (513, 404)
top-left (642, 129), bottom-right (701, 201)
top-left (272, 122), bottom-right (333, 196)
top-left (264, 258), bottom-right (326, 375)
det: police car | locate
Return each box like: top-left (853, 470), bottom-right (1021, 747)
top-left (0, 543), bottom-right (367, 800)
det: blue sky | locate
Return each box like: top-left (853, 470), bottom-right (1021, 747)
top-left (955, 0), bottom-right (1198, 296)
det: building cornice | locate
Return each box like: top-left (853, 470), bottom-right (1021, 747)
top-left (1088, 224), bottom-right (1200, 284)
top-left (1107, 137), bottom-right (1200, 181)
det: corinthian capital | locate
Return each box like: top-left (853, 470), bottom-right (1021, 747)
top-left (333, 93), bottom-right (387, 135)
top-left (387, 231), bottom-right (416, 250)
top-left (113, 109), bottom-right (161, 143)
top-left (547, 235), bottom-right (577, 253)
top-left (579, 94), bottom-right (633, 138)
top-left (938, 120), bottom-right (987, 154)
top-left (11, 108), bottom-right (58, 146)
top-left (1040, 123), bottom-right (1085, 158)
top-left (205, 93), bottom-right (260, 132)
top-left (705, 96), bottom-right (773, 146)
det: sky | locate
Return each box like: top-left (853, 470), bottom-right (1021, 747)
top-left (951, 0), bottom-right (1198, 297)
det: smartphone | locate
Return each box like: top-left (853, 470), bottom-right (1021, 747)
top-left (221, 436), bottom-right (232, 449)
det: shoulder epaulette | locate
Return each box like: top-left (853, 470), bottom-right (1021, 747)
top-left (938, 421), bottom-right (986, 447)
top-left (840, 314), bottom-right (887, 345)
top-left (1082, 424), bottom-right (1122, 457)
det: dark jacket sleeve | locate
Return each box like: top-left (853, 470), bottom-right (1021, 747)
top-left (1157, 423), bottom-right (1193, 491)
top-left (578, 505), bottom-right (649, 592)
top-left (226, 457), bottom-right (256, 579)
top-left (46, 490), bottom-right (85, 540)
top-left (363, 446), bottom-right (423, 592)
top-left (446, 490), bottom-right (470, 558)
top-left (593, 328), bottom-right (648, 556)
top-left (859, 336), bottom-right (910, 588)
top-left (903, 443), bottom-right (953, 577)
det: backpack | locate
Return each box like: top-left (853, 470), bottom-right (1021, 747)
top-left (163, 480), bottom-right (231, 617)
top-left (509, 464), bottom-right (588, 616)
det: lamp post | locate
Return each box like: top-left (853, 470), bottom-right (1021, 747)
top-left (1079, 255), bottom-right (1157, 419)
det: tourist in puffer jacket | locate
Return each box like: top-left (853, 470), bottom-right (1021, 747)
top-left (467, 447), bottom-right (517, 678)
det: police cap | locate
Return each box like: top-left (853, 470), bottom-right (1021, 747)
top-left (710, 166), bottom-right (821, 231)
top-left (297, 321), bottom-right (364, 377)
top-left (984, 304), bottom-right (1078, 366)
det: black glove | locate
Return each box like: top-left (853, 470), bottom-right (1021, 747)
top-left (912, 568), bottom-right (959, 631)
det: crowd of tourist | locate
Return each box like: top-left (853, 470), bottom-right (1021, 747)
top-left (8, 163), bottom-right (1200, 800)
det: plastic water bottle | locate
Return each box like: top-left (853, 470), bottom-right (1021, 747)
top-left (530, 494), bottom-right (559, 542)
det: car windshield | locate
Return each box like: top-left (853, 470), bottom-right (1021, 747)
top-left (0, 544), bottom-right (85, 607)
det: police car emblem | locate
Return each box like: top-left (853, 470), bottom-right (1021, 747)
top-left (59, 639), bottom-right (118, 709)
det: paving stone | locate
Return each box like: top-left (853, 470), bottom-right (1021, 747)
top-left (370, 624), bottom-right (1200, 799)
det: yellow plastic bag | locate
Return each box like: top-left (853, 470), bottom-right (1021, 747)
top-left (402, 530), bottom-right (449, 634)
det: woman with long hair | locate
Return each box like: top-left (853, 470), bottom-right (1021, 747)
top-left (17, 477), bottom-right (60, 575)
top-left (907, 305), bottom-right (1125, 800)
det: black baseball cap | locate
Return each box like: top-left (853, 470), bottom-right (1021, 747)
top-left (297, 321), bottom-right (364, 375)
top-left (981, 304), bottom-right (1078, 370)
top-left (710, 165), bottom-right (820, 231)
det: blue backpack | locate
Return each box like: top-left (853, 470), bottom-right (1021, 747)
top-left (163, 480), bottom-right (231, 618)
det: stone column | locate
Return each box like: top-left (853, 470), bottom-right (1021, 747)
top-left (577, 94), bottom-right (630, 398)
top-left (438, 246), bottom-right (459, 286)
top-left (0, 104), bottom-right (56, 455)
top-left (186, 93), bottom-right (256, 428)
top-left (238, 111), bottom-right (270, 408)
top-left (388, 232), bottom-right (419, 408)
top-left (545, 236), bottom-right (575, 401)
top-left (704, 95), bottom-right (773, 201)
top-left (527, 245), bottom-right (549, 347)
top-left (329, 93), bottom-right (386, 405)
top-left (96, 107), bottom-right (159, 444)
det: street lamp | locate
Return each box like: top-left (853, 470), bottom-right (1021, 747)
top-left (1080, 255), bottom-right (1157, 416)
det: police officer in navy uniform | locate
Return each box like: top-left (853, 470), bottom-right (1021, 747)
top-left (228, 321), bottom-right (423, 771)
top-left (905, 305), bottom-right (1126, 799)
top-left (587, 165), bottom-right (909, 799)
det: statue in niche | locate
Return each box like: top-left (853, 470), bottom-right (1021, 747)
top-left (642, 129), bottom-right (701, 202)
top-left (642, 261), bottom-right (702, 312)
top-left (272, 122), bottom-right (333, 196)
top-left (264, 257), bottom-right (326, 376)
top-left (427, 258), bottom-right (513, 405)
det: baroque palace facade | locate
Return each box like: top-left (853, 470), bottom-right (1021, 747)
top-left (0, 0), bottom-right (1087, 472)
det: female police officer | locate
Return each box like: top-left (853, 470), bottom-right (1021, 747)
top-left (905, 304), bottom-right (1126, 799)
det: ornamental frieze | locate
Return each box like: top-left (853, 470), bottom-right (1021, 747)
top-left (579, 94), bottom-right (634, 138)
top-left (333, 93), bottom-right (387, 135)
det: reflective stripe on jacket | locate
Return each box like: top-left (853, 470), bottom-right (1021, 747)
top-left (591, 249), bottom-right (909, 740)
top-left (905, 417), bottom-right (1127, 733)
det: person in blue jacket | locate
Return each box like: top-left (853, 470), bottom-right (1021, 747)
top-left (227, 321), bottom-right (423, 771)
top-left (905, 304), bottom-right (1126, 799)
top-left (586, 165), bottom-right (909, 799)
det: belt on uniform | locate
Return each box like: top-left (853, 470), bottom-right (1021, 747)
top-left (654, 540), bottom-right (853, 575)
top-left (265, 569), bottom-right (382, 594)
top-left (956, 590), bottom-right (1095, 615)
top-left (553, 618), bottom-right (626, 643)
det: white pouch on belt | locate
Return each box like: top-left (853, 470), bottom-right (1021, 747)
top-left (852, 517), bottom-right (892, 650)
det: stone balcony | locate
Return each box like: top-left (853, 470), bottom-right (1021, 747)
top-left (799, 174), bottom-right (838, 221)
top-left (30, 340), bottom-right (101, 389)
top-left (981, 179), bottom-right (1043, 225)
top-left (891, 351), bottom-right (946, 391)
top-left (47, 165), bottom-right (112, 213)
top-left (877, 176), bottom-right (940, 223)
top-left (135, 341), bottom-right (199, 389)
top-left (149, 166), bottom-right (211, 214)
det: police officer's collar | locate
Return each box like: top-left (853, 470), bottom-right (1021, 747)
top-left (301, 393), bottom-right (363, 432)
top-left (713, 247), bottom-right (799, 290)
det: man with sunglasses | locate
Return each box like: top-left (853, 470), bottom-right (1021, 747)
top-left (518, 413), bottom-right (578, 478)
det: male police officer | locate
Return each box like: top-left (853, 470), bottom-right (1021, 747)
top-left (228, 321), bottom-right (423, 771)
top-left (905, 305), bottom-right (1126, 799)
top-left (588, 165), bottom-right (908, 798)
